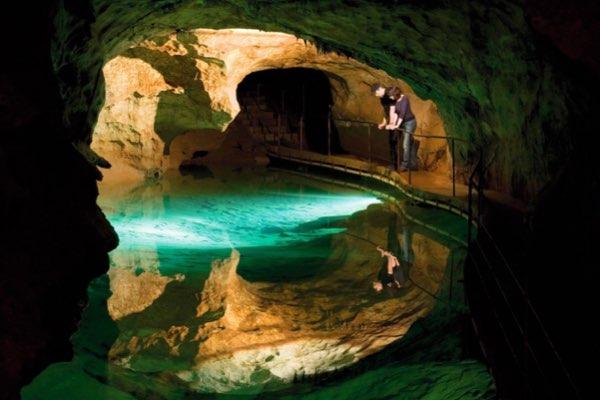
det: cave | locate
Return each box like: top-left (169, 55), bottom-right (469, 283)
top-left (90, 28), bottom-right (449, 185)
top-left (2, 1), bottom-right (598, 399)
top-left (236, 67), bottom-right (339, 154)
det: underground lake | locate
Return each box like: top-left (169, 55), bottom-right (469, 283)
top-left (22, 166), bottom-right (493, 399)
top-left (3, 1), bottom-right (596, 398)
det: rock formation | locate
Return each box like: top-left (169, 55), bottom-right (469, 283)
top-left (108, 267), bottom-right (184, 320)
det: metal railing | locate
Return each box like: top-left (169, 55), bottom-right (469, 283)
top-left (334, 118), bottom-right (469, 197)
top-left (462, 150), bottom-right (580, 398)
top-left (467, 147), bottom-right (484, 243)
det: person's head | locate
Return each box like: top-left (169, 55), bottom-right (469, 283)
top-left (372, 281), bottom-right (384, 292)
top-left (387, 86), bottom-right (402, 99)
top-left (371, 83), bottom-right (386, 98)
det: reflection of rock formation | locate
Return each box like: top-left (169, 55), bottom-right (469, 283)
top-left (107, 204), bottom-right (449, 393)
top-left (102, 179), bottom-right (188, 320)
top-left (108, 267), bottom-right (183, 320)
top-left (92, 29), bottom-right (447, 183)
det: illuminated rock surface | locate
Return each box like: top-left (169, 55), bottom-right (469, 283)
top-left (91, 28), bottom-right (447, 183)
top-left (54, 0), bottom-right (593, 199)
top-left (108, 267), bottom-right (184, 320)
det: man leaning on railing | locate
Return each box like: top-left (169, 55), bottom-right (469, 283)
top-left (371, 84), bottom-right (418, 171)
top-left (371, 83), bottom-right (399, 169)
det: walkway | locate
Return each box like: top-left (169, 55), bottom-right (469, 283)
top-left (266, 145), bottom-right (526, 222)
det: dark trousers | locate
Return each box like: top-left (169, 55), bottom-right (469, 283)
top-left (400, 119), bottom-right (417, 169)
top-left (388, 129), bottom-right (399, 167)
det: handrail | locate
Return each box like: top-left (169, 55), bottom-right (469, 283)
top-left (333, 118), bottom-right (469, 143)
top-left (334, 117), bottom-right (468, 195)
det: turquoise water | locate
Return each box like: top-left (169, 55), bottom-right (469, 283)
top-left (22, 167), bottom-right (493, 399)
top-left (99, 168), bottom-right (380, 280)
top-left (109, 182), bottom-right (377, 250)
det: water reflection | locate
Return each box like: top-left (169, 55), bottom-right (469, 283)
top-left (97, 168), bottom-right (450, 393)
top-left (24, 166), bottom-right (467, 398)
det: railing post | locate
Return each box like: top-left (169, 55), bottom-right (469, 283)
top-left (367, 124), bottom-right (372, 165)
top-left (277, 114), bottom-right (281, 148)
top-left (467, 176), bottom-right (473, 245)
top-left (281, 90), bottom-right (285, 141)
top-left (299, 116), bottom-right (304, 151)
top-left (408, 130), bottom-right (412, 185)
top-left (327, 108), bottom-right (331, 158)
top-left (301, 83), bottom-right (305, 151)
top-left (467, 152), bottom-right (479, 245)
top-left (451, 138), bottom-right (456, 197)
top-left (477, 148), bottom-right (484, 228)
top-left (449, 249), bottom-right (454, 302)
top-left (396, 130), bottom-right (400, 171)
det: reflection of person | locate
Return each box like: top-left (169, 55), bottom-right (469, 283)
top-left (372, 246), bottom-right (406, 292)
top-left (385, 87), bottom-right (417, 171)
top-left (400, 224), bottom-right (415, 268)
top-left (371, 83), bottom-right (399, 169)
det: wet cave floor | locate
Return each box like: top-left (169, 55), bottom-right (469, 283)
top-left (22, 166), bottom-right (494, 399)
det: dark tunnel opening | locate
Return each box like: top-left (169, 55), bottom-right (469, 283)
top-left (236, 68), bottom-right (343, 154)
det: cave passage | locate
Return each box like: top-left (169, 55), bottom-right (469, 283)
top-left (236, 68), bottom-right (341, 154)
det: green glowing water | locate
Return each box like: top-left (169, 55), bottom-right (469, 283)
top-left (99, 168), bottom-right (380, 282)
top-left (22, 167), bottom-right (493, 399)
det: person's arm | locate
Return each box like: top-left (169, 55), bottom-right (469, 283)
top-left (387, 97), bottom-right (407, 129)
top-left (377, 246), bottom-right (395, 260)
top-left (378, 101), bottom-right (388, 129)
top-left (379, 105), bottom-right (394, 129)
top-left (388, 106), bottom-right (398, 128)
top-left (391, 117), bottom-right (403, 130)
top-left (388, 256), bottom-right (402, 287)
top-left (387, 261), bottom-right (395, 275)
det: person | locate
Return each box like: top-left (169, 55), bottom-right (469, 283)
top-left (372, 245), bottom-right (406, 292)
top-left (371, 83), bottom-right (399, 169)
top-left (385, 86), bottom-right (417, 171)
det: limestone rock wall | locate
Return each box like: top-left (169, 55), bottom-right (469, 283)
top-left (52, 0), bottom-right (595, 200)
top-left (91, 29), bottom-right (447, 183)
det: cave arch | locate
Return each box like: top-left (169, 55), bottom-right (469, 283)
top-left (236, 67), bottom-right (343, 154)
top-left (90, 28), bottom-right (448, 184)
